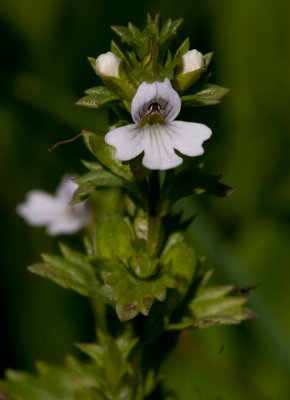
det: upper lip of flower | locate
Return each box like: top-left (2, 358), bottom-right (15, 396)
top-left (105, 78), bottom-right (212, 171)
top-left (131, 78), bottom-right (181, 124)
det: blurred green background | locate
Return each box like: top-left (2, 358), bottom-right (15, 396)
top-left (1, 0), bottom-right (289, 399)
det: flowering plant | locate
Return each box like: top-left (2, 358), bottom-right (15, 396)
top-left (1, 15), bottom-right (254, 400)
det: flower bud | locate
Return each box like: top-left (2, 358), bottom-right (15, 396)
top-left (95, 51), bottom-right (121, 78)
top-left (181, 49), bottom-right (204, 74)
top-left (173, 49), bottom-right (205, 93)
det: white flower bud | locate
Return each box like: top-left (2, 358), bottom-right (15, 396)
top-left (95, 51), bottom-right (121, 78)
top-left (181, 49), bottom-right (204, 74)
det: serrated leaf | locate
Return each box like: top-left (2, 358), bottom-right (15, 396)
top-left (83, 131), bottom-right (134, 182)
top-left (170, 170), bottom-right (234, 203)
top-left (0, 362), bottom-right (76, 400)
top-left (166, 271), bottom-right (256, 330)
top-left (181, 84), bottom-right (230, 106)
top-left (97, 258), bottom-right (176, 321)
top-left (72, 169), bottom-right (136, 204)
top-left (161, 236), bottom-right (196, 287)
top-left (28, 246), bottom-right (108, 302)
top-left (76, 86), bottom-right (120, 109)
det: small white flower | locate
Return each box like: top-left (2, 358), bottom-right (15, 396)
top-left (16, 176), bottom-right (90, 235)
top-left (181, 49), bottom-right (204, 74)
top-left (105, 78), bottom-right (212, 170)
top-left (95, 51), bottom-right (121, 78)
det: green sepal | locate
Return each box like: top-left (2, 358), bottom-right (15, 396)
top-left (172, 67), bottom-right (204, 93)
top-left (83, 131), bottom-right (134, 181)
top-left (110, 40), bottom-right (128, 63)
top-left (173, 37), bottom-right (190, 62)
top-left (181, 84), bottom-right (230, 106)
top-left (204, 52), bottom-right (213, 68)
top-left (76, 86), bottom-right (121, 109)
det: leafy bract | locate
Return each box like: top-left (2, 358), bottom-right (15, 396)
top-left (167, 271), bottom-right (256, 330)
top-left (76, 86), bottom-right (121, 109)
top-left (83, 131), bottom-right (134, 181)
top-left (0, 335), bottom-right (141, 400)
top-left (181, 84), bottom-right (230, 106)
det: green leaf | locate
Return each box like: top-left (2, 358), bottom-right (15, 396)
top-left (170, 170), bottom-right (235, 204)
top-left (204, 52), bottom-right (213, 68)
top-left (110, 40), bottom-right (127, 61)
top-left (128, 22), bottom-right (142, 40)
top-left (159, 18), bottom-right (183, 46)
top-left (72, 168), bottom-right (136, 204)
top-left (161, 233), bottom-right (196, 293)
top-left (173, 37), bottom-right (190, 62)
top-left (111, 25), bottom-right (139, 47)
top-left (98, 258), bottom-right (176, 321)
top-left (83, 131), bottom-right (134, 181)
top-left (28, 245), bottom-right (106, 301)
top-left (95, 216), bottom-right (134, 260)
top-left (166, 270), bottom-right (256, 330)
top-left (76, 86), bottom-right (120, 109)
top-left (0, 362), bottom-right (76, 400)
top-left (181, 84), bottom-right (230, 106)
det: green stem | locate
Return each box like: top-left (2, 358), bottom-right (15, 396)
top-left (147, 171), bottom-right (162, 257)
top-left (147, 215), bottom-right (162, 257)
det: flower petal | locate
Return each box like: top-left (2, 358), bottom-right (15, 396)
top-left (17, 181), bottom-right (90, 235)
top-left (16, 191), bottom-right (64, 226)
top-left (47, 205), bottom-right (89, 235)
top-left (105, 124), bottom-right (144, 161)
top-left (140, 124), bottom-right (183, 170)
top-left (166, 120), bottom-right (212, 157)
top-left (55, 176), bottom-right (78, 202)
top-left (131, 78), bottom-right (181, 123)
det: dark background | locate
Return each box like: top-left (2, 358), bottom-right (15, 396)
top-left (1, 0), bottom-right (289, 399)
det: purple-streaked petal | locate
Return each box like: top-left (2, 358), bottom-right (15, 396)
top-left (140, 125), bottom-right (183, 170)
top-left (166, 120), bottom-right (212, 157)
top-left (131, 78), bottom-right (181, 123)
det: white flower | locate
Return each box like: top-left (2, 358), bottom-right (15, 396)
top-left (181, 49), bottom-right (204, 74)
top-left (95, 51), bottom-right (121, 78)
top-left (16, 176), bottom-right (90, 235)
top-left (105, 78), bottom-right (212, 170)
